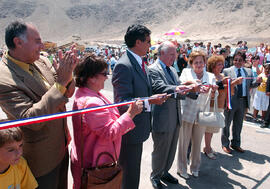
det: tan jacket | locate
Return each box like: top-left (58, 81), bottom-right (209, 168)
top-left (0, 54), bottom-right (70, 177)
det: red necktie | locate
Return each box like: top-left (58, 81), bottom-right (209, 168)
top-left (142, 61), bottom-right (146, 75)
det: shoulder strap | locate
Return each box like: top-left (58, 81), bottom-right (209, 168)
top-left (80, 98), bottom-right (118, 170)
top-left (80, 115), bottom-right (84, 169)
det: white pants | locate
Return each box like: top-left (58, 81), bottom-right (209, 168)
top-left (177, 120), bottom-right (206, 174)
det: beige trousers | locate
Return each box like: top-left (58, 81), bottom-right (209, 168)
top-left (177, 120), bottom-right (206, 174)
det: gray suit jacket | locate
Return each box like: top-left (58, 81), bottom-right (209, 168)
top-left (149, 60), bottom-right (181, 132)
top-left (223, 66), bottom-right (259, 108)
top-left (0, 55), bottom-right (70, 177)
top-left (112, 50), bottom-right (152, 144)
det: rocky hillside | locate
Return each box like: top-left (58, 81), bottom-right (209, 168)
top-left (0, 0), bottom-right (269, 46)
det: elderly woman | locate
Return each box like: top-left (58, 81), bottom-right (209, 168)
top-left (70, 54), bottom-right (143, 189)
top-left (177, 51), bottom-right (216, 179)
top-left (203, 55), bottom-right (241, 160)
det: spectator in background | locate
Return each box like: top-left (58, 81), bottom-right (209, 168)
top-left (173, 49), bottom-right (181, 76)
top-left (217, 43), bottom-right (222, 53)
top-left (177, 52), bottom-right (188, 76)
top-left (213, 45), bottom-right (219, 55)
top-left (243, 41), bottom-right (248, 52)
top-left (225, 45), bottom-right (232, 66)
top-left (192, 42), bottom-right (200, 52)
top-left (256, 43), bottom-right (265, 65)
top-left (220, 48), bottom-right (230, 68)
top-left (110, 54), bottom-right (117, 72)
top-left (250, 55), bottom-right (263, 108)
top-left (264, 46), bottom-right (270, 63)
top-left (260, 71), bottom-right (270, 128)
top-left (251, 55), bottom-right (263, 78)
top-left (187, 46), bottom-right (192, 57)
top-left (181, 44), bottom-right (187, 54)
top-left (0, 50), bottom-right (3, 61)
top-left (252, 64), bottom-right (270, 121)
top-left (235, 41), bottom-right (244, 53)
top-left (206, 42), bottom-right (213, 58)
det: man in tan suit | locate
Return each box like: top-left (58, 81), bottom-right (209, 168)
top-left (0, 21), bottom-right (78, 188)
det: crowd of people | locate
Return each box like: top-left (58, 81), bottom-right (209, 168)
top-left (0, 21), bottom-right (269, 189)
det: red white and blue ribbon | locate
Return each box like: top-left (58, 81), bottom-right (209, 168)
top-left (0, 100), bottom-right (135, 130)
top-left (226, 79), bottom-right (232, 109)
top-left (0, 84), bottom-right (211, 130)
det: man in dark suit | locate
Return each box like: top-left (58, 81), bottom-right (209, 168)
top-left (149, 41), bottom-right (198, 189)
top-left (0, 21), bottom-right (77, 188)
top-left (261, 74), bottom-right (270, 128)
top-left (222, 51), bottom-right (261, 154)
top-left (112, 24), bottom-right (167, 189)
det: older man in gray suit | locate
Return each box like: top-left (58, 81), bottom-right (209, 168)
top-left (112, 24), bottom-right (167, 189)
top-left (149, 41), bottom-right (198, 189)
top-left (222, 51), bottom-right (261, 154)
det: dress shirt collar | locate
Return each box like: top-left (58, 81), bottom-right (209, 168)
top-left (127, 49), bottom-right (143, 68)
top-left (234, 66), bottom-right (243, 73)
top-left (158, 59), bottom-right (167, 69)
top-left (5, 51), bottom-right (31, 74)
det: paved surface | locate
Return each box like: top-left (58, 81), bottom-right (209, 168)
top-left (1, 75), bottom-right (270, 189)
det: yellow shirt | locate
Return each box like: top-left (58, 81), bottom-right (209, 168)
top-left (0, 157), bottom-right (38, 189)
top-left (257, 73), bottom-right (268, 92)
top-left (5, 52), bottom-right (66, 94)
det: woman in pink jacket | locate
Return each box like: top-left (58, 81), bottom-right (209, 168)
top-left (70, 54), bottom-right (143, 189)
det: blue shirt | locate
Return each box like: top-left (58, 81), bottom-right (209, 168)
top-left (234, 67), bottom-right (247, 96)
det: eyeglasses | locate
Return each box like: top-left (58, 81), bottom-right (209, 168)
top-left (98, 72), bottom-right (109, 76)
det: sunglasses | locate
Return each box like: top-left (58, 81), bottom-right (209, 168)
top-left (98, 72), bottom-right (109, 76)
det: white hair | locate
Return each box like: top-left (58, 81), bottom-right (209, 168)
top-left (157, 41), bottom-right (175, 56)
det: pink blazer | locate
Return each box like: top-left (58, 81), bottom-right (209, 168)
top-left (70, 87), bottom-right (135, 189)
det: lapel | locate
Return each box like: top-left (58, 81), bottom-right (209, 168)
top-left (127, 51), bottom-right (150, 87)
top-left (230, 66), bottom-right (237, 79)
top-left (3, 56), bottom-right (48, 98)
top-left (242, 67), bottom-right (248, 78)
top-left (34, 58), bottom-right (56, 86)
top-left (156, 60), bottom-right (176, 85)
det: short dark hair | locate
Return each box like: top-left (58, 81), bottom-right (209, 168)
top-left (5, 21), bottom-right (28, 49)
top-left (251, 55), bottom-right (260, 61)
top-left (237, 41), bottom-right (243, 45)
top-left (124, 24), bottom-right (151, 48)
top-left (220, 48), bottom-right (227, 54)
top-left (74, 53), bottom-right (108, 87)
top-left (0, 120), bottom-right (23, 148)
top-left (233, 50), bottom-right (246, 62)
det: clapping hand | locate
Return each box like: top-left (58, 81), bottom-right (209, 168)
top-left (53, 44), bottom-right (79, 87)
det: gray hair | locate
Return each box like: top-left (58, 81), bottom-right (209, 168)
top-left (157, 41), bottom-right (175, 56)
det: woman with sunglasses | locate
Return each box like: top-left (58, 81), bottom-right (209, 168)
top-left (70, 54), bottom-right (143, 189)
